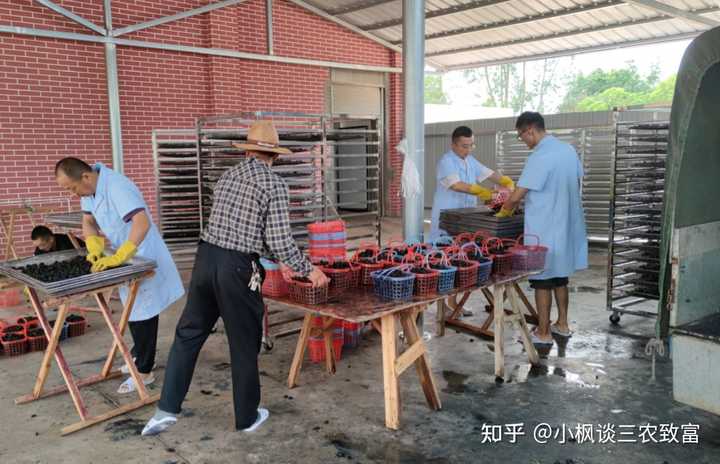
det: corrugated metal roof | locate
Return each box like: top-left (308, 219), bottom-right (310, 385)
top-left (303, 0), bottom-right (720, 71)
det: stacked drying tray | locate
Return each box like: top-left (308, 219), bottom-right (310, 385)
top-left (197, 129), bottom-right (324, 250)
top-left (439, 207), bottom-right (524, 239)
top-left (606, 121), bottom-right (668, 324)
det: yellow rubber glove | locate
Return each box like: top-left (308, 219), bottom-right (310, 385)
top-left (499, 175), bottom-right (515, 191)
top-left (495, 206), bottom-right (515, 218)
top-left (468, 184), bottom-right (493, 201)
top-left (86, 235), bottom-right (105, 264)
top-left (91, 241), bottom-right (137, 272)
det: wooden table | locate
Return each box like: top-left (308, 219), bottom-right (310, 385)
top-left (268, 270), bottom-right (540, 430)
top-left (12, 272), bottom-right (159, 435)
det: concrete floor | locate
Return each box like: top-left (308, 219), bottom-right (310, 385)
top-left (1, 224), bottom-right (720, 463)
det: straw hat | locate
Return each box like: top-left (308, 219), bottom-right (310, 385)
top-left (232, 120), bottom-right (291, 155)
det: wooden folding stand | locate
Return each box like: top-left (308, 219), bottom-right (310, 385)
top-left (14, 272), bottom-right (159, 435)
top-left (284, 301), bottom-right (441, 430)
top-left (440, 280), bottom-right (538, 340)
top-left (436, 276), bottom-right (540, 378)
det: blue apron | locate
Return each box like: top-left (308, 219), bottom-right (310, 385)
top-left (81, 163), bottom-right (184, 321)
top-left (517, 136), bottom-right (588, 279)
top-left (428, 150), bottom-right (493, 242)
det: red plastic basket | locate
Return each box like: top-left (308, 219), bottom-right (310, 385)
top-left (483, 237), bottom-right (514, 276)
top-left (453, 232), bottom-right (474, 247)
top-left (353, 244), bottom-right (383, 286)
top-left (406, 254), bottom-right (439, 297)
top-left (288, 277), bottom-right (328, 305)
top-left (26, 328), bottom-right (48, 352)
top-left (446, 246), bottom-right (480, 288)
top-left (66, 314), bottom-right (87, 338)
top-left (510, 234), bottom-right (549, 272)
top-left (0, 288), bottom-right (22, 308)
top-left (262, 268), bottom-right (289, 298)
top-left (1, 333), bottom-right (28, 356)
top-left (342, 320), bottom-right (362, 348)
top-left (320, 261), bottom-right (353, 298)
top-left (307, 219), bottom-right (345, 234)
top-left (308, 317), bottom-right (343, 363)
top-left (16, 315), bottom-right (38, 331)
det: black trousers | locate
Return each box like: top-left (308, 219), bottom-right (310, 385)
top-left (159, 241), bottom-right (265, 430)
top-left (128, 315), bottom-right (159, 374)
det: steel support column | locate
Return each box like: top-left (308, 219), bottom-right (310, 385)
top-left (103, 0), bottom-right (124, 173)
top-left (402, 0), bottom-right (424, 244)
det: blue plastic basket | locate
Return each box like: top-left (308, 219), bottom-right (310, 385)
top-left (371, 266), bottom-right (415, 302)
top-left (460, 243), bottom-right (493, 286)
top-left (427, 250), bottom-right (457, 294)
top-left (432, 235), bottom-right (454, 250)
top-left (476, 257), bottom-right (493, 285)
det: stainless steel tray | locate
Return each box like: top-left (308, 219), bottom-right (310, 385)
top-left (0, 249), bottom-right (156, 297)
top-left (45, 211), bottom-right (84, 229)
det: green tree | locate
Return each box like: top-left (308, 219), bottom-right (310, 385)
top-left (560, 62), bottom-right (661, 112)
top-left (575, 74), bottom-right (677, 111)
top-left (464, 58), bottom-right (561, 113)
top-left (424, 73), bottom-right (449, 104)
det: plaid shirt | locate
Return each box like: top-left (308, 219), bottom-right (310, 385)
top-left (202, 157), bottom-right (313, 275)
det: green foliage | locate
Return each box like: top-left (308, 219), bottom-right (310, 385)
top-left (560, 62), bottom-right (663, 112)
top-left (424, 73), bottom-right (448, 104)
top-left (575, 75), bottom-right (677, 111)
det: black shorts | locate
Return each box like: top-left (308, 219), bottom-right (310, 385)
top-left (529, 277), bottom-right (569, 290)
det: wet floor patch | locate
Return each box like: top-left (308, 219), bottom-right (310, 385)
top-left (104, 418), bottom-right (145, 441)
top-left (508, 364), bottom-right (601, 389)
top-left (527, 330), bottom-right (649, 359)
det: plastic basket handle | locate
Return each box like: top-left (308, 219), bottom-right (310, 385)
top-left (454, 232), bottom-right (473, 245)
top-left (427, 249), bottom-right (450, 267)
top-left (515, 233), bottom-right (540, 247)
top-left (472, 231), bottom-right (488, 242)
top-left (376, 264), bottom-right (411, 278)
top-left (460, 241), bottom-right (483, 256)
top-left (483, 237), bottom-right (504, 252)
top-left (432, 234), bottom-right (454, 247)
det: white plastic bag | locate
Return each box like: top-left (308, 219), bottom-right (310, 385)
top-left (397, 138), bottom-right (422, 199)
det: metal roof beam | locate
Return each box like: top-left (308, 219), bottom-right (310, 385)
top-left (35, 0), bottom-right (106, 35)
top-left (442, 31), bottom-right (701, 71)
top-left (363, 0), bottom-right (510, 31)
top-left (390, 0), bottom-right (625, 44)
top-left (0, 24), bottom-right (402, 73)
top-left (112, 0), bottom-right (248, 37)
top-left (426, 5), bottom-right (720, 57)
top-left (287, 0), bottom-right (401, 52)
top-left (286, 0), bottom-right (446, 70)
top-left (623, 0), bottom-right (719, 27)
top-left (326, 0), bottom-right (396, 16)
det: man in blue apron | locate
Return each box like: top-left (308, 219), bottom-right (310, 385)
top-left (429, 125), bottom-right (515, 242)
top-left (497, 112), bottom-right (588, 345)
top-left (142, 120), bottom-right (329, 436)
top-left (55, 158), bottom-right (184, 393)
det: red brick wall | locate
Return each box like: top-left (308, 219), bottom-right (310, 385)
top-left (0, 0), bottom-right (403, 257)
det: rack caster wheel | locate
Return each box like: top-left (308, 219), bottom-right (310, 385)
top-left (609, 313), bottom-right (621, 325)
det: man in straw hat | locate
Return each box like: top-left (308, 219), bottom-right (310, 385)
top-left (143, 120), bottom-right (329, 435)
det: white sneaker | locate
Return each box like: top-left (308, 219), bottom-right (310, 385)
top-left (141, 415), bottom-right (177, 436)
top-left (242, 408), bottom-right (269, 432)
